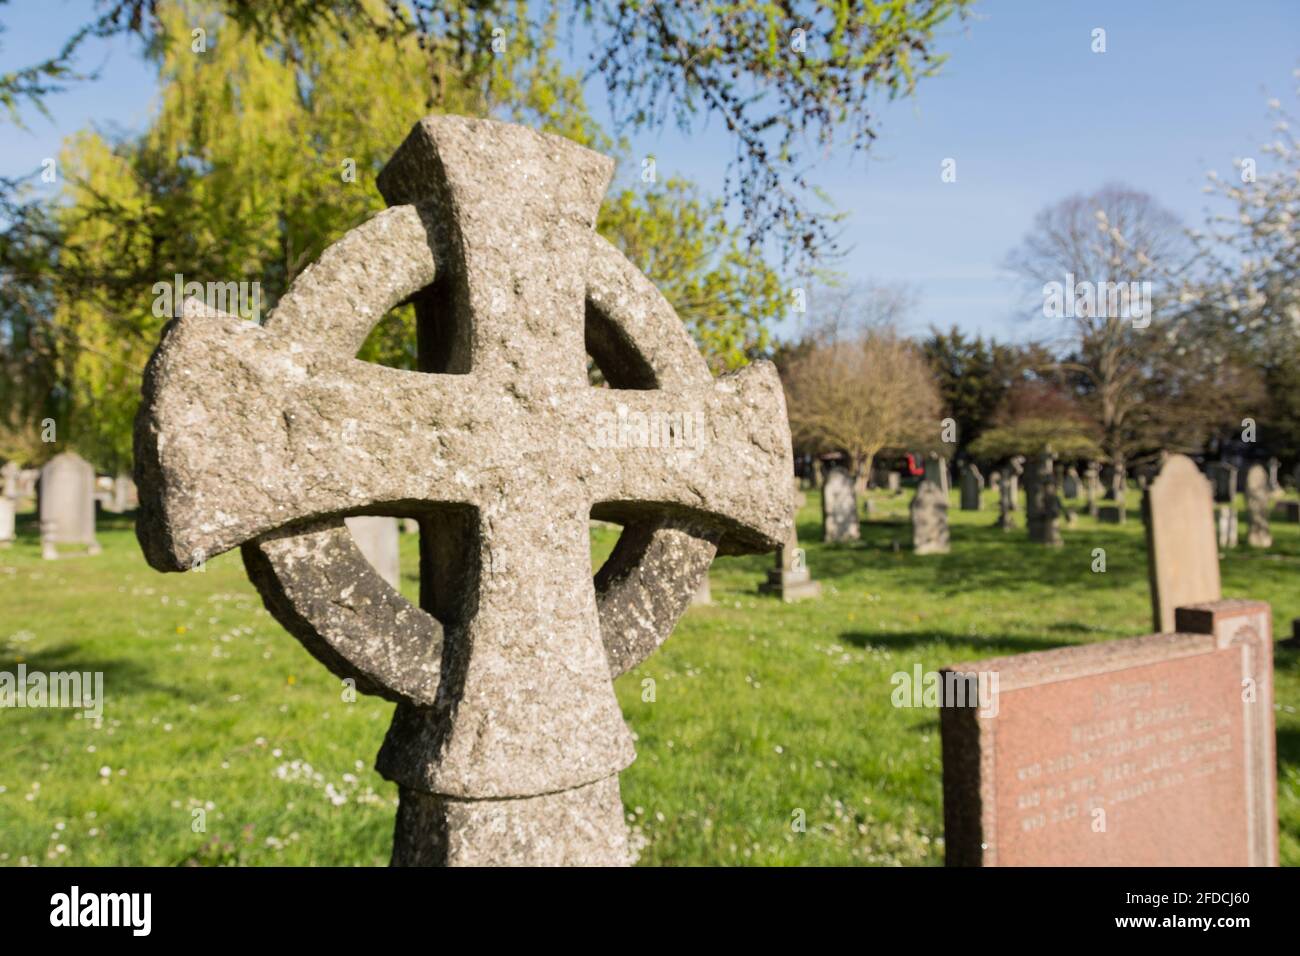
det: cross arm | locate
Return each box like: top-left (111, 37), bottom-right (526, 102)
top-left (134, 302), bottom-right (481, 571)
top-left (580, 360), bottom-right (793, 555)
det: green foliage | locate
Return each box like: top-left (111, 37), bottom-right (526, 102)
top-left (2, 0), bottom-right (785, 469)
top-left (0, 0), bottom-right (95, 127)
top-left (967, 420), bottom-right (1102, 462)
top-left (586, 0), bottom-right (973, 260)
top-left (921, 326), bottom-right (1024, 452)
top-left (597, 179), bottom-right (783, 373)
top-left (2, 0), bottom-right (975, 263)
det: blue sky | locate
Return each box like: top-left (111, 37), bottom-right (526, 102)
top-left (2, 0), bottom-right (1296, 343)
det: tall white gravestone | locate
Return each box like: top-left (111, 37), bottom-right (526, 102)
top-left (821, 467), bottom-right (860, 543)
top-left (38, 452), bottom-right (100, 559)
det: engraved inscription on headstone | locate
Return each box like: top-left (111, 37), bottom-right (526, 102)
top-left (941, 599), bottom-right (1277, 866)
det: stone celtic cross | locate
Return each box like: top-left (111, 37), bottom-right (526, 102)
top-left (135, 116), bottom-right (792, 865)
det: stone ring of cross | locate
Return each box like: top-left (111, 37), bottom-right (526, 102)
top-left (135, 116), bottom-right (792, 865)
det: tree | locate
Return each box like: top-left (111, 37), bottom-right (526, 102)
top-left (967, 380), bottom-right (1101, 462)
top-left (921, 326), bottom-right (1024, 454)
top-left (0, 0), bottom-right (974, 264)
top-left (1003, 183), bottom-right (1224, 469)
top-left (783, 287), bottom-right (941, 482)
top-left (1175, 88), bottom-right (1300, 464)
top-left (597, 179), bottom-right (783, 374)
top-left (0, 1), bottom-right (789, 469)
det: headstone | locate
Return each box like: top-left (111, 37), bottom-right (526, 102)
top-left (17, 469), bottom-right (38, 499)
top-left (994, 477), bottom-right (1016, 531)
top-left (1210, 462), bottom-right (1237, 504)
top-left (1097, 504), bottom-right (1125, 525)
top-left (1267, 457), bottom-right (1280, 493)
top-left (910, 479), bottom-right (949, 555)
top-left (1142, 454), bottom-right (1220, 633)
top-left (112, 473), bottom-right (137, 513)
top-left (1275, 501), bottom-right (1300, 523)
top-left (959, 463), bottom-right (983, 511)
top-left (38, 452), bottom-right (100, 559)
top-left (344, 516), bottom-right (401, 590)
top-left (988, 470), bottom-right (1001, 493)
top-left (759, 524), bottom-right (821, 602)
top-left (401, 517), bottom-right (419, 534)
top-left (1006, 456), bottom-right (1024, 510)
top-left (1084, 461), bottom-right (1100, 518)
top-left (886, 471), bottom-right (900, 495)
top-left (1024, 455), bottom-right (1062, 546)
top-left (0, 497), bottom-right (13, 546)
top-left (131, 115), bottom-right (792, 867)
top-left (1, 460), bottom-right (19, 499)
top-left (1216, 504), bottom-right (1239, 549)
top-left (1245, 464), bottom-right (1271, 548)
top-left (925, 453), bottom-right (950, 497)
top-left (691, 572), bottom-right (712, 606)
top-left (1062, 466), bottom-right (1079, 499)
top-left (1108, 464), bottom-right (1126, 501)
top-left (93, 475), bottom-right (114, 513)
top-left (940, 599), bottom-right (1278, 866)
top-left (822, 467), bottom-right (860, 543)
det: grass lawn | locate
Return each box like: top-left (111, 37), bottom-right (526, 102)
top-left (2, 487), bottom-right (1297, 866)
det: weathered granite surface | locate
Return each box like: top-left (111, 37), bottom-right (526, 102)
top-left (135, 115), bottom-right (792, 865)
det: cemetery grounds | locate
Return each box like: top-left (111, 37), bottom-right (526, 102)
top-left (1, 488), bottom-right (1297, 866)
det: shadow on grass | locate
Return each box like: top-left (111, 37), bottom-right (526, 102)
top-left (838, 629), bottom-right (1080, 656)
top-left (1, 641), bottom-right (184, 700)
top-left (787, 520), bottom-right (1149, 595)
